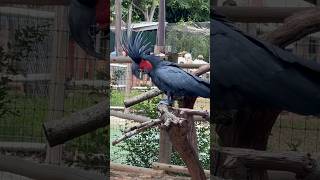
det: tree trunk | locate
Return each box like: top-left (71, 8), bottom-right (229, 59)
top-left (115, 0), bottom-right (122, 55)
top-left (213, 107), bottom-right (280, 180)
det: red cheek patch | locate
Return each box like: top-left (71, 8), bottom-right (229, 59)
top-left (139, 59), bottom-right (153, 71)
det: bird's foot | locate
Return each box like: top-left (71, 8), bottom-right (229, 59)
top-left (158, 99), bottom-right (174, 106)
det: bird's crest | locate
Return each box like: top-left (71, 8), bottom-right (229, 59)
top-left (121, 30), bottom-right (152, 64)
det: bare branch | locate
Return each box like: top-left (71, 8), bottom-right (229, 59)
top-left (158, 104), bottom-right (185, 127)
top-left (110, 110), bottom-right (152, 123)
top-left (112, 119), bottom-right (162, 145)
top-left (264, 8), bottom-right (320, 47)
top-left (123, 118), bottom-right (160, 133)
top-left (124, 88), bottom-right (163, 107)
top-left (172, 107), bottom-right (210, 121)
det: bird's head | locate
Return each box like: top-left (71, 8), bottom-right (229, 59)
top-left (121, 31), bottom-right (153, 77)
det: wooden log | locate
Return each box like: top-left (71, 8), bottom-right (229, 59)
top-left (165, 115), bottom-right (206, 180)
top-left (110, 162), bottom-right (165, 176)
top-left (213, 147), bottom-right (316, 178)
top-left (43, 100), bottom-right (108, 147)
top-left (152, 162), bottom-right (210, 177)
top-left (0, 142), bottom-right (46, 152)
top-left (124, 88), bottom-right (163, 108)
top-left (264, 8), bottom-right (320, 47)
top-left (110, 106), bottom-right (125, 111)
top-left (214, 7), bottom-right (315, 23)
top-left (110, 110), bottom-right (152, 123)
top-left (157, 104), bottom-right (206, 180)
top-left (0, 155), bottom-right (106, 180)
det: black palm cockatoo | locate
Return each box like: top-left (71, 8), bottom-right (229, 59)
top-left (69, 0), bottom-right (108, 59)
top-left (122, 33), bottom-right (210, 105)
top-left (212, 10), bottom-right (320, 115)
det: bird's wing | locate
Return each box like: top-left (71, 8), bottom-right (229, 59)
top-left (152, 66), bottom-right (210, 98)
top-left (212, 20), bottom-right (320, 115)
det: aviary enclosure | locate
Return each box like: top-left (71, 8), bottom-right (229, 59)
top-left (0, 1), bottom-right (108, 180)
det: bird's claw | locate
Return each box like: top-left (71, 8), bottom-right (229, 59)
top-left (158, 99), bottom-right (173, 106)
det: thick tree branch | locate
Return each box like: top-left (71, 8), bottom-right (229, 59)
top-left (124, 88), bottom-right (163, 108)
top-left (264, 8), bottom-right (320, 47)
top-left (43, 100), bottom-right (108, 147)
top-left (112, 119), bottom-right (162, 145)
top-left (111, 105), bottom-right (207, 145)
top-left (110, 110), bottom-right (152, 123)
top-left (213, 147), bottom-right (318, 179)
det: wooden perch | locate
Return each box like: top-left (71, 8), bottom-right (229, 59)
top-left (161, 106), bottom-right (207, 180)
top-left (0, 155), bottom-right (106, 180)
top-left (0, 142), bottom-right (46, 152)
top-left (173, 107), bottom-right (210, 121)
top-left (110, 110), bottom-right (152, 123)
top-left (110, 162), bottom-right (165, 176)
top-left (152, 162), bottom-right (210, 178)
top-left (213, 147), bottom-right (320, 180)
top-left (112, 119), bottom-right (162, 145)
top-left (264, 8), bottom-right (320, 47)
top-left (124, 64), bottom-right (210, 108)
top-left (43, 100), bottom-right (108, 147)
top-left (158, 104), bottom-right (185, 127)
top-left (111, 105), bottom-right (207, 145)
top-left (124, 88), bottom-right (163, 108)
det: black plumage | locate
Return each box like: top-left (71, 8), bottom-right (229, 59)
top-left (212, 10), bottom-right (320, 115)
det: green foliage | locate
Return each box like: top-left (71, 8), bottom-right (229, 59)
top-left (166, 22), bottom-right (210, 60)
top-left (111, 0), bottom-right (209, 23)
top-left (111, 0), bottom-right (159, 22)
top-left (0, 24), bottom-right (50, 120)
top-left (117, 96), bottom-right (161, 167)
top-left (167, 0), bottom-right (210, 22)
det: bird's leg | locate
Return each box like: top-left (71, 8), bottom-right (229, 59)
top-left (159, 93), bottom-right (174, 106)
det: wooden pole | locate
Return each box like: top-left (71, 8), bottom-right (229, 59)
top-left (156, 0), bottom-right (165, 53)
top-left (110, 162), bottom-right (165, 176)
top-left (152, 162), bottom-right (210, 177)
top-left (115, 0), bottom-right (122, 55)
top-left (43, 101), bottom-right (108, 147)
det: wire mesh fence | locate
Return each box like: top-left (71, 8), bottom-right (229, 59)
top-left (0, 5), bottom-right (107, 179)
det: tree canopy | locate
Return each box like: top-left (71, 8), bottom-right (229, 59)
top-left (110, 0), bottom-right (210, 23)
